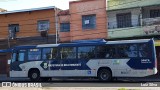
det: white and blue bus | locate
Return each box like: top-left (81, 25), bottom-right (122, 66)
top-left (9, 39), bottom-right (157, 81)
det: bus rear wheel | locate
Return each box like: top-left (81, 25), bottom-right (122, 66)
top-left (98, 69), bottom-right (112, 81)
top-left (29, 69), bottom-right (40, 82)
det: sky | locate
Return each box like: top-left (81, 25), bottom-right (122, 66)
top-left (0, 0), bottom-right (78, 11)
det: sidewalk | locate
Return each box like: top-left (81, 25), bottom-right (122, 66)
top-left (0, 75), bottom-right (29, 82)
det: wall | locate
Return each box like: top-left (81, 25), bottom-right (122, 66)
top-left (107, 0), bottom-right (160, 11)
top-left (69, 0), bottom-right (107, 41)
top-left (58, 12), bottom-right (71, 42)
top-left (108, 8), bottom-right (141, 29)
top-left (0, 9), bottom-right (56, 39)
top-left (108, 27), bottom-right (143, 39)
top-left (0, 9), bottom-right (56, 49)
top-left (108, 4), bottom-right (160, 39)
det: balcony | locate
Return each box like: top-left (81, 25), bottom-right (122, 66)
top-left (108, 27), bottom-right (143, 39)
top-left (142, 17), bottom-right (160, 35)
top-left (108, 19), bottom-right (143, 39)
top-left (108, 17), bottom-right (160, 39)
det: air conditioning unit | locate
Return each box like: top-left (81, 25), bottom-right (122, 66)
top-left (40, 30), bottom-right (48, 37)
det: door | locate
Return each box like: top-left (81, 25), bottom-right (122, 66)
top-left (0, 55), bottom-right (7, 74)
top-left (10, 50), bottom-right (26, 71)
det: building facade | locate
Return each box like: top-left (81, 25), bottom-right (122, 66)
top-left (58, 0), bottom-right (107, 42)
top-left (107, 0), bottom-right (160, 73)
top-left (0, 8), bottom-right (7, 12)
top-left (0, 6), bottom-right (58, 76)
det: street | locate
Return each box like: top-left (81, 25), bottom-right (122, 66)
top-left (0, 77), bottom-right (160, 90)
top-left (1, 77), bottom-right (160, 87)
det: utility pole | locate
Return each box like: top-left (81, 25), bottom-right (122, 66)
top-left (55, 7), bottom-right (59, 44)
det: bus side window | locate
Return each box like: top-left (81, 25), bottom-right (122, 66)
top-left (12, 53), bottom-right (16, 62)
top-left (139, 43), bottom-right (150, 57)
top-left (28, 49), bottom-right (41, 60)
top-left (42, 48), bottom-right (58, 60)
top-left (116, 45), bottom-right (128, 58)
top-left (18, 53), bottom-right (25, 61)
top-left (12, 52), bottom-right (25, 62)
top-left (60, 47), bottom-right (76, 59)
top-left (97, 45), bottom-right (117, 59)
top-left (116, 44), bottom-right (138, 58)
top-left (51, 48), bottom-right (58, 59)
top-left (43, 48), bottom-right (52, 60)
top-left (78, 46), bottom-right (96, 59)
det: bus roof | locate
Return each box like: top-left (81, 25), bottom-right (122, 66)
top-left (106, 39), bottom-right (151, 45)
top-left (12, 39), bottom-right (152, 49)
top-left (37, 39), bottom-right (151, 48)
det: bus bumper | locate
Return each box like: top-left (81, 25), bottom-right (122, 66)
top-left (10, 71), bottom-right (28, 78)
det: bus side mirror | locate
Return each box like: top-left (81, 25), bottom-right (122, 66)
top-left (8, 59), bottom-right (11, 64)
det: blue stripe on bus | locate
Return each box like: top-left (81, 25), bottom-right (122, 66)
top-left (40, 59), bottom-right (91, 70)
top-left (127, 58), bottom-right (154, 69)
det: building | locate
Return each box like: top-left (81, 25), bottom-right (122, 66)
top-left (107, 0), bottom-right (160, 73)
top-left (0, 8), bottom-right (7, 12)
top-left (58, 0), bottom-right (107, 42)
top-left (0, 6), bottom-right (58, 76)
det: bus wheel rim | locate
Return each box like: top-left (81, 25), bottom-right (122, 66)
top-left (32, 73), bottom-right (38, 79)
top-left (101, 72), bottom-right (109, 80)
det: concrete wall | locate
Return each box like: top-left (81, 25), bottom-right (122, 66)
top-left (107, 0), bottom-right (160, 11)
top-left (108, 5), bottom-right (160, 39)
top-left (108, 27), bottom-right (144, 39)
top-left (108, 8), bottom-right (141, 29)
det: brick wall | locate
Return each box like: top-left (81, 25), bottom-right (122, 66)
top-left (59, 0), bottom-right (107, 42)
top-left (0, 9), bottom-right (56, 39)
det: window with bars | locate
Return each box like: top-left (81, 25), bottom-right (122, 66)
top-left (82, 14), bottom-right (96, 29)
top-left (8, 24), bottom-right (19, 39)
top-left (150, 9), bottom-right (160, 18)
top-left (8, 24), bottom-right (19, 32)
top-left (60, 23), bottom-right (70, 32)
top-left (116, 13), bottom-right (132, 28)
top-left (37, 20), bottom-right (50, 31)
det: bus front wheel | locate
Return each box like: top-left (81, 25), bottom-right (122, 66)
top-left (29, 69), bottom-right (40, 82)
top-left (98, 69), bottom-right (112, 81)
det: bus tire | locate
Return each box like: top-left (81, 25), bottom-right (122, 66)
top-left (29, 69), bottom-right (40, 82)
top-left (98, 69), bottom-right (112, 81)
